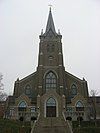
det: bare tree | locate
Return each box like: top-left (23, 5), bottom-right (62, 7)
top-left (0, 91), bottom-right (7, 101)
top-left (90, 90), bottom-right (98, 127)
top-left (0, 73), bottom-right (4, 90)
top-left (90, 90), bottom-right (98, 97)
top-left (0, 73), bottom-right (7, 101)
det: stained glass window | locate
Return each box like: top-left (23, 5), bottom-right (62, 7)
top-left (25, 84), bottom-right (31, 95)
top-left (76, 101), bottom-right (84, 111)
top-left (46, 97), bottom-right (56, 106)
top-left (71, 84), bottom-right (77, 97)
top-left (45, 72), bottom-right (57, 91)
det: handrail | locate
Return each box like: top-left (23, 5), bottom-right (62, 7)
top-left (67, 120), bottom-right (73, 133)
top-left (30, 113), bottom-right (40, 133)
top-left (30, 120), bottom-right (37, 133)
top-left (62, 111), bottom-right (66, 121)
top-left (62, 111), bottom-right (73, 133)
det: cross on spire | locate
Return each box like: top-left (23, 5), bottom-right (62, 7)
top-left (48, 4), bottom-right (52, 11)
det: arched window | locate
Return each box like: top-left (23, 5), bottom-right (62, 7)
top-left (19, 101), bottom-right (27, 107)
top-left (46, 97), bottom-right (56, 106)
top-left (45, 71), bottom-right (57, 91)
top-left (18, 101), bottom-right (27, 111)
top-left (25, 84), bottom-right (31, 95)
top-left (76, 101), bottom-right (84, 111)
top-left (76, 101), bottom-right (84, 107)
top-left (71, 84), bottom-right (77, 97)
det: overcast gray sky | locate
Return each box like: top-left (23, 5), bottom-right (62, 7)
top-left (0, 0), bottom-right (100, 95)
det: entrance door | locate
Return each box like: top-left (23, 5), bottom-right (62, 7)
top-left (46, 97), bottom-right (56, 117)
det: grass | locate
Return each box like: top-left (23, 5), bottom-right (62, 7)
top-left (0, 118), bottom-right (100, 133)
top-left (0, 118), bottom-right (31, 133)
top-left (72, 121), bottom-right (100, 133)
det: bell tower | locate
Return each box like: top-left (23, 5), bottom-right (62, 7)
top-left (37, 8), bottom-right (65, 95)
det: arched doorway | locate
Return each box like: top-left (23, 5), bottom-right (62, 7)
top-left (46, 97), bottom-right (56, 117)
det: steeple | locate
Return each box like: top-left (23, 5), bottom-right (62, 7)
top-left (45, 7), bottom-right (56, 33)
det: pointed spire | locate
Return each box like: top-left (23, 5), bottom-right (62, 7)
top-left (45, 7), bottom-right (56, 33)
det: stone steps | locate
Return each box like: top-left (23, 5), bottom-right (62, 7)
top-left (33, 126), bottom-right (71, 133)
top-left (32, 117), bottom-right (73, 133)
top-left (37, 117), bottom-right (67, 127)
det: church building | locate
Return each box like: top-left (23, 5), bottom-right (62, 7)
top-left (5, 9), bottom-right (100, 130)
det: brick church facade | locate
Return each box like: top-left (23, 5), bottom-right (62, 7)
top-left (5, 8), bottom-right (100, 126)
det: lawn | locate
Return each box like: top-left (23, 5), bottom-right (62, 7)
top-left (0, 118), bottom-right (31, 133)
top-left (0, 118), bottom-right (100, 133)
top-left (72, 121), bottom-right (100, 133)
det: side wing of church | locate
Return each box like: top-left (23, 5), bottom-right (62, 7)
top-left (5, 8), bottom-right (99, 125)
